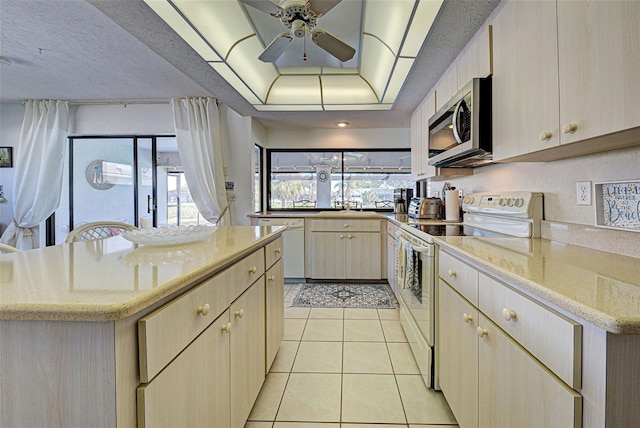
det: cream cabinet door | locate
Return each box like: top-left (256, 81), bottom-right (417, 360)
top-left (477, 314), bottom-right (582, 428)
top-left (435, 62), bottom-right (458, 111)
top-left (137, 311), bottom-right (231, 428)
top-left (492, 0), bottom-right (560, 161)
top-left (345, 232), bottom-right (382, 279)
top-left (456, 24), bottom-right (492, 89)
top-left (411, 92), bottom-right (437, 180)
top-left (265, 258), bottom-right (284, 371)
top-left (230, 279), bottom-right (266, 427)
top-left (557, 0), bottom-right (640, 145)
top-left (438, 280), bottom-right (478, 428)
top-left (310, 232), bottom-right (346, 279)
top-left (410, 107), bottom-right (424, 180)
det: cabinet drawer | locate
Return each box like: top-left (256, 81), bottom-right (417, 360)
top-left (387, 221), bottom-right (399, 236)
top-left (439, 251), bottom-right (479, 306)
top-left (478, 313), bottom-right (582, 428)
top-left (265, 236), bottom-right (283, 269)
top-left (137, 311), bottom-right (230, 428)
top-left (479, 273), bottom-right (582, 388)
top-left (310, 219), bottom-right (381, 232)
top-left (227, 248), bottom-right (265, 303)
top-left (139, 272), bottom-right (230, 382)
top-left (138, 248), bottom-right (265, 382)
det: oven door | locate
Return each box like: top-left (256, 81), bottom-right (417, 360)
top-left (399, 244), bottom-right (435, 347)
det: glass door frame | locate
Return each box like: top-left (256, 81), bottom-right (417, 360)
top-left (62, 135), bottom-right (170, 236)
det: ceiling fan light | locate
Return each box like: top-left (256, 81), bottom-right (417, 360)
top-left (291, 19), bottom-right (306, 38)
top-left (337, 121), bottom-right (349, 128)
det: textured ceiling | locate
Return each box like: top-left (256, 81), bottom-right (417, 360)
top-left (0, 0), bottom-right (499, 129)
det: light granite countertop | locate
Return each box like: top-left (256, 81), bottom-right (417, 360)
top-left (0, 226), bottom-right (284, 322)
top-left (435, 236), bottom-right (640, 334)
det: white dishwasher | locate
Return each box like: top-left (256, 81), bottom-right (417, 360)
top-left (257, 217), bottom-right (305, 278)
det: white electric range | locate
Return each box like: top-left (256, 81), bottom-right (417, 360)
top-left (395, 191), bottom-right (543, 389)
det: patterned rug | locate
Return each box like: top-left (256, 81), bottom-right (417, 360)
top-left (291, 283), bottom-right (398, 309)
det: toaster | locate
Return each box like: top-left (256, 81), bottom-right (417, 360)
top-left (408, 197), bottom-right (442, 219)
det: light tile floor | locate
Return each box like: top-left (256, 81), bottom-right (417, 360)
top-left (246, 283), bottom-right (458, 428)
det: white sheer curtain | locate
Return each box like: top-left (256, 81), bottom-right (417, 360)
top-left (170, 97), bottom-right (230, 225)
top-left (0, 100), bottom-right (69, 249)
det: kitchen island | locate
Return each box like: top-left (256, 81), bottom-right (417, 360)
top-left (0, 226), bottom-right (285, 427)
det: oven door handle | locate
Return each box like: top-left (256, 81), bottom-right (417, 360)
top-left (412, 245), bottom-right (432, 254)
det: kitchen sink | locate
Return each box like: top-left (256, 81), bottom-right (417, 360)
top-left (315, 210), bottom-right (380, 217)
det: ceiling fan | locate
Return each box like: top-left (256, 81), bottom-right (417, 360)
top-left (240, 0), bottom-right (356, 63)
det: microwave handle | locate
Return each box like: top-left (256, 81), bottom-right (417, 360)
top-left (451, 99), bottom-right (464, 144)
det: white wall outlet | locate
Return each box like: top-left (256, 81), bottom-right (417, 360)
top-left (576, 181), bottom-right (592, 205)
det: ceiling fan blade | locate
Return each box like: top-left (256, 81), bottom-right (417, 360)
top-left (239, 0), bottom-right (283, 16)
top-left (259, 32), bottom-right (294, 62)
top-left (308, 0), bottom-right (342, 16)
top-left (311, 29), bottom-right (355, 62)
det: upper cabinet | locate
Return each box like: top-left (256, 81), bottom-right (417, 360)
top-left (436, 24), bottom-right (493, 111)
top-left (411, 91), bottom-right (436, 180)
top-left (492, 0), bottom-right (640, 162)
top-left (414, 23), bottom-right (492, 181)
top-left (556, 1), bottom-right (640, 144)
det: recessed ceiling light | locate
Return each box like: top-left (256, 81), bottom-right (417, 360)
top-left (337, 121), bottom-right (349, 128)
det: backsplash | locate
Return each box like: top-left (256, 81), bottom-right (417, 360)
top-left (541, 220), bottom-right (639, 259)
top-left (429, 145), bottom-right (640, 226)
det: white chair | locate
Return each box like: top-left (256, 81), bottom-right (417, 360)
top-left (65, 221), bottom-right (138, 243)
top-left (0, 243), bottom-right (20, 253)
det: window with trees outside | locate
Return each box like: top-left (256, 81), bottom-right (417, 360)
top-left (267, 150), bottom-right (413, 211)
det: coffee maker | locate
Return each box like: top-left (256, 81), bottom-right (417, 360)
top-left (393, 188), bottom-right (414, 213)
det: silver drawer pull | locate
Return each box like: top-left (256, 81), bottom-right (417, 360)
top-left (197, 303), bottom-right (210, 317)
top-left (503, 308), bottom-right (517, 321)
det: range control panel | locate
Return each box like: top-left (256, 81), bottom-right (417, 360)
top-left (462, 191), bottom-right (543, 219)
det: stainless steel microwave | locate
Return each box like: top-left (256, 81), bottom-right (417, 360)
top-left (427, 77), bottom-right (492, 168)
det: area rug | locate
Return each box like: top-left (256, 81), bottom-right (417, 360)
top-left (291, 283), bottom-right (398, 309)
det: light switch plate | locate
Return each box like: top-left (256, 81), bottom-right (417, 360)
top-left (576, 181), bottom-right (592, 205)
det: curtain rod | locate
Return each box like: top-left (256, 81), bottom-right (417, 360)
top-left (20, 98), bottom-right (220, 106)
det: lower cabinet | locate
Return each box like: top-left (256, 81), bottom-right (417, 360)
top-left (265, 258), bottom-right (284, 371)
top-left (438, 280), bottom-right (479, 428)
top-left (136, 240), bottom-right (285, 428)
top-left (137, 312), bottom-right (231, 427)
top-left (309, 219), bottom-right (383, 280)
top-left (438, 260), bottom-right (582, 428)
top-left (230, 279), bottom-right (266, 427)
top-left (477, 312), bottom-right (581, 428)
top-left (138, 277), bottom-right (267, 428)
